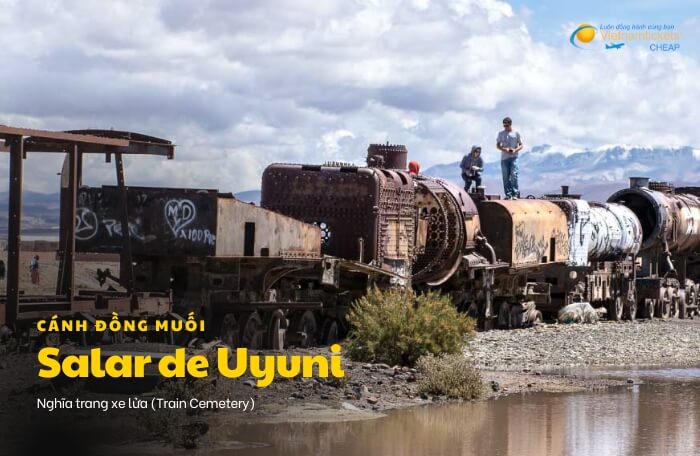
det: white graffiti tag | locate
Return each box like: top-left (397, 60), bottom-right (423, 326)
top-left (165, 199), bottom-right (197, 237)
top-left (75, 207), bottom-right (99, 240)
top-left (103, 219), bottom-right (146, 241)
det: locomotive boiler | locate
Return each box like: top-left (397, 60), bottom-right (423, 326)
top-left (531, 192), bottom-right (643, 320)
top-left (609, 178), bottom-right (700, 319)
top-left (261, 144), bottom-right (495, 289)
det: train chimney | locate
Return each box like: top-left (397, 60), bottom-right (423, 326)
top-left (366, 143), bottom-right (408, 170)
top-left (561, 185), bottom-right (569, 196)
top-left (630, 177), bottom-right (650, 189)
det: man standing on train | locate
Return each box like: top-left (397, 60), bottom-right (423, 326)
top-left (496, 117), bottom-right (523, 199)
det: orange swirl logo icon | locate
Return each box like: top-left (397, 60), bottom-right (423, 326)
top-left (570, 24), bottom-right (597, 49)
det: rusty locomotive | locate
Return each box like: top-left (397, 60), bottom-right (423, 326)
top-left (74, 142), bottom-right (700, 339)
top-left (3, 127), bottom-right (699, 349)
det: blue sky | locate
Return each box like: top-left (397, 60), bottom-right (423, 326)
top-left (0, 0), bottom-right (698, 193)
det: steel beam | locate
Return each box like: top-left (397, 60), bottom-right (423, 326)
top-left (63, 145), bottom-right (78, 302)
top-left (5, 135), bottom-right (23, 326)
top-left (115, 152), bottom-right (135, 296)
top-left (0, 126), bottom-right (128, 147)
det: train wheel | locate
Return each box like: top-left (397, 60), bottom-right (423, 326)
top-left (509, 304), bottom-right (524, 328)
top-left (643, 299), bottom-right (655, 320)
top-left (688, 285), bottom-right (698, 317)
top-left (678, 290), bottom-right (687, 320)
top-left (657, 288), bottom-right (671, 319)
top-left (220, 313), bottom-right (240, 348)
top-left (624, 298), bottom-right (637, 321)
top-left (608, 297), bottom-right (623, 321)
top-left (497, 302), bottom-right (511, 329)
top-left (289, 310), bottom-right (318, 348)
top-left (240, 312), bottom-right (265, 349)
top-left (624, 289), bottom-right (637, 321)
top-left (322, 319), bottom-right (340, 345)
top-left (265, 310), bottom-right (287, 350)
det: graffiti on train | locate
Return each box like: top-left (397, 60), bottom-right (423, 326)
top-left (75, 187), bottom-right (217, 255)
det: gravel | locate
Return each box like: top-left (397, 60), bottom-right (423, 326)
top-left (469, 319), bottom-right (700, 371)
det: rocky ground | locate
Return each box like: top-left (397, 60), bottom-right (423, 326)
top-left (2, 319), bottom-right (699, 451)
top-left (470, 319), bottom-right (700, 372)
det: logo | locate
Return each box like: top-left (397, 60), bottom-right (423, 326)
top-left (569, 24), bottom-right (598, 50)
top-left (570, 23), bottom-right (597, 49)
top-left (569, 22), bottom-right (681, 52)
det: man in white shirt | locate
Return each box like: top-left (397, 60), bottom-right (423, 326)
top-left (496, 117), bottom-right (524, 199)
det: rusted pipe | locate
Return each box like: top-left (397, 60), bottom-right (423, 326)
top-left (476, 231), bottom-right (497, 265)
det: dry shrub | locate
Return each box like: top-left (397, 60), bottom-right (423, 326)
top-left (139, 377), bottom-right (215, 449)
top-left (417, 353), bottom-right (482, 400)
top-left (345, 287), bottom-right (475, 366)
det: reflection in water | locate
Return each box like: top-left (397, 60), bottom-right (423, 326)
top-left (211, 382), bottom-right (700, 456)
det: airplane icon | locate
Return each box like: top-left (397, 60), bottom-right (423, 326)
top-left (605, 42), bottom-right (625, 50)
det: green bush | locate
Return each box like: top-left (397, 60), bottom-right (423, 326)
top-left (417, 353), bottom-right (483, 400)
top-left (345, 287), bottom-right (475, 366)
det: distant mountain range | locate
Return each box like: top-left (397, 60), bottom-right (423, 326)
top-left (424, 145), bottom-right (700, 201)
top-left (1, 145), bottom-right (697, 237)
top-left (233, 190), bottom-right (262, 204)
top-left (0, 191), bottom-right (61, 236)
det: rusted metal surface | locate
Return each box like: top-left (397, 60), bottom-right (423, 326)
top-left (0, 125), bottom-right (128, 148)
top-left (261, 163), bottom-right (415, 277)
top-left (5, 135), bottom-right (23, 326)
top-left (61, 145), bottom-right (79, 300)
top-left (413, 176), bottom-right (482, 285)
top-left (215, 198), bottom-right (321, 257)
top-left (609, 179), bottom-right (700, 253)
top-left (75, 186), bottom-right (322, 260)
top-left (64, 129), bottom-right (175, 158)
top-left (478, 200), bottom-right (569, 268)
top-left (0, 126), bottom-right (173, 157)
top-left (115, 153), bottom-right (136, 294)
top-left (0, 125), bottom-right (176, 326)
top-left (366, 143), bottom-right (408, 169)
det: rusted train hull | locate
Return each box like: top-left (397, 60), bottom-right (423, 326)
top-left (70, 185), bottom-right (397, 349)
top-left (609, 179), bottom-right (700, 319)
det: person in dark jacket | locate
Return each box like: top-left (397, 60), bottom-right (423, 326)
top-left (460, 146), bottom-right (484, 192)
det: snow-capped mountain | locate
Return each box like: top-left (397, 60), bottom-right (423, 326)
top-left (424, 145), bottom-right (700, 201)
top-left (2, 145), bottom-right (697, 238)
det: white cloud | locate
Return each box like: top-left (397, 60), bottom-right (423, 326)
top-left (317, 129), bottom-right (357, 158)
top-left (0, 0), bottom-right (697, 194)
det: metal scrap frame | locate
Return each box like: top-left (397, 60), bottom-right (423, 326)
top-left (0, 125), bottom-right (175, 327)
